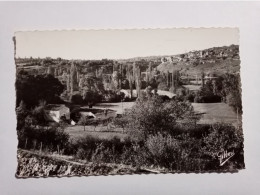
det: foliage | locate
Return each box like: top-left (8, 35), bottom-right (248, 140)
top-left (195, 80), bottom-right (222, 103)
top-left (185, 93), bottom-right (195, 102)
top-left (202, 123), bottom-right (243, 158)
top-left (31, 100), bottom-right (47, 125)
top-left (194, 93), bottom-right (222, 103)
top-left (222, 73), bottom-right (242, 113)
top-left (157, 81), bottom-right (169, 91)
top-left (70, 63), bottom-right (78, 92)
top-left (77, 115), bottom-right (87, 131)
top-left (201, 123), bottom-right (244, 170)
top-left (226, 92), bottom-right (242, 113)
top-left (80, 75), bottom-right (104, 107)
top-left (16, 71), bottom-right (64, 108)
top-left (145, 133), bottom-right (179, 167)
top-left (121, 79), bottom-right (130, 89)
top-left (118, 96), bottom-right (199, 139)
top-left (195, 73), bottom-right (242, 112)
top-left (62, 122), bottom-right (244, 172)
top-left (16, 100), bottom-right (28, 130)
top-left (113, 117), bottom-right (128, 131)
top-left (18, 126), bottom-right (69, 152)
top-left (68, 135), bottom-right (132, 164)
top-left (146, 77), bottom-right (158, 89)
top-left (70, 92), bottom-right (84, 104)
top-left (102, 90), bottom-right (125, 102)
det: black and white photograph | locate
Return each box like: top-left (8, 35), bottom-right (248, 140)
top-left (14, 28), bottom-right (244, 178)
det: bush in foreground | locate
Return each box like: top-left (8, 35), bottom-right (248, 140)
top-left (65, 122), bottom-right (244, 172)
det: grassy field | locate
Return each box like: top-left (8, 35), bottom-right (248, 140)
top-left (95, 102), bottom-right (135, 114)
top-left (65, 102), bottom-right (135, 141)
top-left (66, 101), bottom-right (241, 142)
top-left (183, 85), bottom-right (201, 92)
top-left (192, 102), bottom-right (241, 126)
top-left (65, 125), bottom-right (128, 141)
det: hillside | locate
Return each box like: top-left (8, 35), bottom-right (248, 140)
top-left (156, 45), bottom-right (240, 76)
top-left (15, 45), bottom-right (240, 78)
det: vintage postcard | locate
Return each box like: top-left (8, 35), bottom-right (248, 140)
top-left (14, 28), bottom-right (244, 178)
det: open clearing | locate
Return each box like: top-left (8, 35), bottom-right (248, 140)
top-left (95, 102), bottom-right (135, 114)
top-left (183, 85), bottom-right (201, 92)
top-left (192, 102), bottom-right (241, 125)
top-left (65, 125), bottom-right (128, 141)
top-left (65, 102), bottom-right (241, 141)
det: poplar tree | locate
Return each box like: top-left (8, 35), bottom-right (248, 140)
top-left (201, 71), bottom-right (205, 88)
top-left (70, 63), bottom-right (78, 94)
top-left (166, 71), bottom-right (169, 87)
top-left (133, 62), bottom-right (141, 98)
top-left (126, 65), bottom-right (133, 98)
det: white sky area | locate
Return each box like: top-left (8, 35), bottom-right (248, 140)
top-left (15, 28), bottom-right (239, 60)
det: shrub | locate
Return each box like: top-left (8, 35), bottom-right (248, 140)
top-left (83, 90), bottom-right (103, 108)
top-left (194, 93), bottom-right (221, 103)
top-left (70, 92), bottom-right (83, 104)
top-left (143, 133), bottom-right (204, 171)
top-left (70, 135), bottom-right (132, 163)
top-left (222, 73), bottom-right (242, 113)
top-left (185, 93), bottom-right (195, 102)
top-left (157, 82), bottom-right (169, 91)
top-left (18, 126), bottom-right (69, 152)
top-left (194, 94), bottom-right (202, 103)
top-left (102, 90), bottom-right (125, 102)
top-left (145, 133), bottom-right (179, 168)
top-left (119, 96), bottom-right (199, 139)
top-left (16, 72), bottom-right (64, 108)
top-left (64, 123), bottom-right (244, 172)
top-left (201, 123), bottom-right (244, 170)
top-left (226, 92), bottom-right (242, 113)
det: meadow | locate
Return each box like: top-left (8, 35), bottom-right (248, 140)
top-left (192, 102), bottom-right (241, 126)
top-left (65, 125), bottom-right (127, 141)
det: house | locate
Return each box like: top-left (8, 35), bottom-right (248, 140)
top-left (44, 104), bottom-right (70, 123)
top-left (79, 111), bottom-right (96, 119)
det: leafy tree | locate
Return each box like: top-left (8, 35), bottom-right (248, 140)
top-left (196, 73), bottom-right (242, 111)
top-left (212, 76), bottom-right (225, 97)
top-left (201, 123), bottom-right (244, 170)
top-left (78, 115), bottom-right (87, 131)
top-left (82, 90), bottom-right (102, 108)
top-left (16, 71), bottom-right (65, 108)
top-left (222, 73), bottom-right (242, 113)
top-left (195, 79), bottom-right (222, 103)
top-left (16, 100), bottom-right (28, 130)
top-left (41, 57), bottom-right (55, 66)
top-left (120, 96), bottom-right (200, 140)
top-left (31, 100), bottom-right (47, 126)
top-left (18, 126), bottom-right (69, 151)
top-left (199, 80), bottom-right (214, 97)
top-left (47, 66), bottom-right (55, 76)
top-left (121, 79), bottom-right (130, 89)
top-left (70, 92), bottom-right (84, 104)
top-left (80, 75), bottom-right (104, 107)
top-left (112, 71), bottom-right (120, 90)
top-left (147, 77), bottom-right (158, 90)
top-left (80, 75), bottom-right (104, 93)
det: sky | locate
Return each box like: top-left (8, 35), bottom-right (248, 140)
top-left (15, 28), bottom-right (239, 60)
